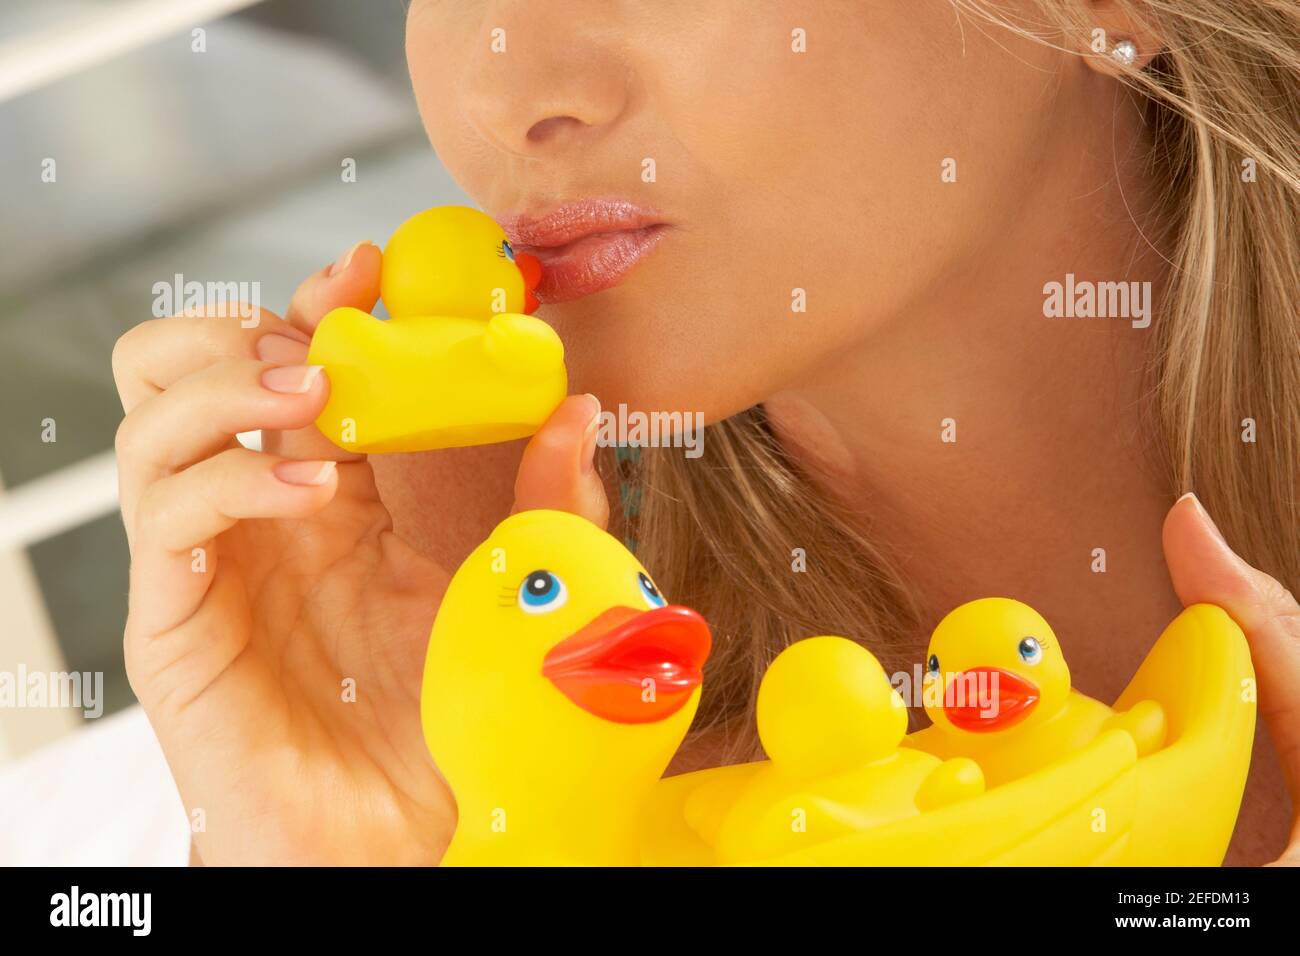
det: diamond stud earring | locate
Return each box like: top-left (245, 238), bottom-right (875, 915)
top-left (1111, 39), bottom-right (1138, 67)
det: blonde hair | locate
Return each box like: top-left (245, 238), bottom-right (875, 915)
top-left (607, 0), bottom-right (1300, 762)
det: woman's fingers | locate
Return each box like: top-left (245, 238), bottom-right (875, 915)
top-left (1162, 493), bottom-right (1300, 841)
top-left (283, 240), bottom-right (382, 335)
top-left (512, 394), bottom-right (609, 529)
top-left (126, 447), bottom-right (338, 640)
top-left (112, 307), bottom-right (307, 413)
top-left (269, 240), bottom-right (382, 462)
top-left (115, 356), bottom-right (329, 536)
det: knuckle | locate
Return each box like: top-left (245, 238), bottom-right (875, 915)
top-left (212, 445), bottom-right (250, 470)
top-left (113, 411), bottom-right (141, 460)
top-left (203, 354), bottom-right (251, 383)
top-left (194, 300), bottom-right (271, 332)
top-left (111, 319), bottom-right (158, 390)
top-left (1258, 574), bottom-right (1299, 615)
top-left (210, 447), bottom-right (251, 500)
top-left (132, 482), bottom-right (168, 543)
top-left (182, 309), bottom-right (273, 359)
top-left (216, 449), bottom-right (263, 518)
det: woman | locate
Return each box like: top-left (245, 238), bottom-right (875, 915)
top-left (110, 0), bottom-right (1298, 864)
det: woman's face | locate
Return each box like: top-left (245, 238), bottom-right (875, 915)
top-left (406, 0), bottom-right (1070, 421)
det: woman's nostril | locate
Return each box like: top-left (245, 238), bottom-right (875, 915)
top-left (526, 115), bottom-right (586, 144)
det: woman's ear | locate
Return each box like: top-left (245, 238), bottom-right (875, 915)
top-left (1080, 1), bottom-right (1164, 75)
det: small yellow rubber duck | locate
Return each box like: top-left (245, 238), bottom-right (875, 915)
top-left (307, 206), bottom-right (566, 454)
top-left (686, 636), bottom-right (984, 864)
top-left (906, 598), bottom-right (1166, 786)
top-left (422, 510), bottom-right (711, 866)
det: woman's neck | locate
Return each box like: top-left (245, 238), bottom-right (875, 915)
top-left (766, 127), bottom-right (1178, 701)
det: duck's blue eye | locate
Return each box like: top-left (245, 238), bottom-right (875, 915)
top-left (927, 654), bottom-right (940, 676)
top-left (519, 570), bottom-right (566, 614)
top-left (502, 239), bottom-right (515, 262)
top-left (637, 571), bottom-right (666, 608)
top-left (1018, 637), bottom-right (1043, 664)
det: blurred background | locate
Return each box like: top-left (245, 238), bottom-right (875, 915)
top-left (0, 0), bottom-right (463, 767)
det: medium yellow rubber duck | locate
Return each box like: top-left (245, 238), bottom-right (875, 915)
top-left (905, 598), bottom-right (1167, 787)
top-left (421, 509), bottom-right (711, 866)
top-left (307, 206), bottom-right (566, 454)
top-left (691, 636), bottom-right (984, 864)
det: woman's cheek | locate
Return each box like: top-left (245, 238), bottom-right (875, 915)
top-left (405, 9), bottom-right (482, 189)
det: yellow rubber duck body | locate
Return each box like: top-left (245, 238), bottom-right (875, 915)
top-left (421, 510), bottom-right (711, 865)
top-left (307, 206), bottom-right (566, 454)
top-left (687, 637), bottom-right (984, 863)
top-left (905, 598), bottom-right (1167, 786)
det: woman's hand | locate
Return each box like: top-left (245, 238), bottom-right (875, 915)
top-left (1162, 493), bottom-right (1300, 865)
top-left (112, 244), bottom-right (607, 864)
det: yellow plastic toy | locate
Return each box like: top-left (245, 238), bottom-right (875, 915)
top-left (421, 510), bottom-right (1256, 866)
top-left (904, 599), bottom-right (1168, 787)
top-left (686, 637), bottom-right (985, 864)
top-left (307, 206), bottom-right (566, 454)
top-left (422, 509), bottom-right (711, 865)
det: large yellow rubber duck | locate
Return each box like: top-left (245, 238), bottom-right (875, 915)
top-left (307, 206), bottom-right (567, 454)
top-left (687, 637), bottom-right (984, 863)
top-left (905, 598), bottom-right (1168, 786)
top-left (421, 509), bottom-right (711, 865)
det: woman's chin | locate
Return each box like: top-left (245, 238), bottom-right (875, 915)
top-left (560, 347), bottom-right (754, 427)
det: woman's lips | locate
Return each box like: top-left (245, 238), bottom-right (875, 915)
top-left (524, 226), bottom-right (668, 303)
top-left (499, 200), bottom-right (668, 304)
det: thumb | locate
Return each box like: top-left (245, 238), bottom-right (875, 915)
top-left (512, 394), bottom-right (609, 529)
top-left (1163, 492), bottom-right (1300, 832)
top-left (285, 240), bottom-right (383, 335)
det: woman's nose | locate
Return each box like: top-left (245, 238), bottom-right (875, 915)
top-left (458, 4), bottom-right (629, 157)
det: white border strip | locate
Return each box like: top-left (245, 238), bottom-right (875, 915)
top-left (0, 451), bottom-right (119, 552)
top-left (0, 0), bottom-right (269, 104)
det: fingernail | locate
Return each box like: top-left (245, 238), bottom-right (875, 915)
top-left (262, 364), bottom-right (324, 394)
top-left (274, 460), bottom-right (336, 486)
top-left (328, 240), bottom-right (372, 278)
top-left (1181, 491), bottom-right (1226, 544)
top-left (256, 333), bottom-right (310, 365)
top-left (580, 393), bottom-right (601, 475)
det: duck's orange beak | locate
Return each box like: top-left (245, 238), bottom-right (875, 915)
top-left (515, 253), bottom-right (542, 314)
top-left (541, 605), bottom-right (711, 724)
top-left (943, 666), bottom-right (1039, 732)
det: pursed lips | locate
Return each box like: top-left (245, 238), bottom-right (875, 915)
top-left (498, 199), bottom-right (668, 303)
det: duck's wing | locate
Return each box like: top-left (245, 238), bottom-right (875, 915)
top-left (1119, 603), bottom-right (1255, 865)
top-left (749, 730), bottom-right (1139, 866)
